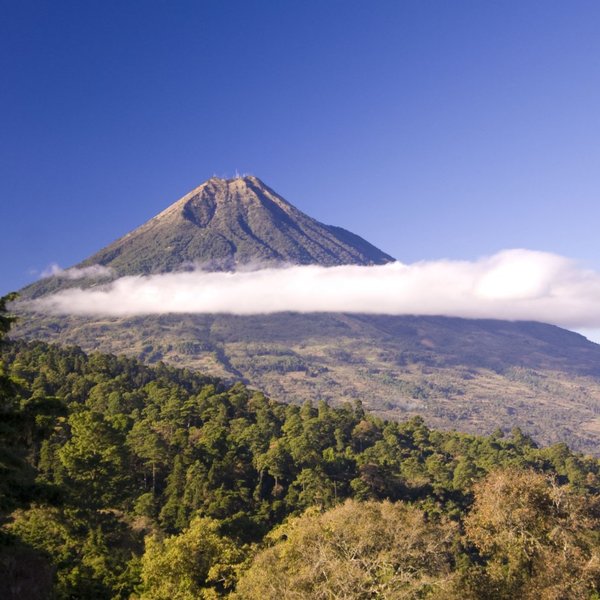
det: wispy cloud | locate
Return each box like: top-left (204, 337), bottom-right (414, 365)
top-left (41, 263), bottom-right (114, 280)
top-left (28, 250), bottom-right (600, 331)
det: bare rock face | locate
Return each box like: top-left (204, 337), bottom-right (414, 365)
top-left (79, 175), bottom-right (395, 276)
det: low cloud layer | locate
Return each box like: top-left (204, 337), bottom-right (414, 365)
top-left (42, 263), bottom-right (114, 280)
top-left (29, 249), bottom-right (600, 331)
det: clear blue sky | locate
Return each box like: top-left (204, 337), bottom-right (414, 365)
top-left (2, 0), bottom-right (600, 295)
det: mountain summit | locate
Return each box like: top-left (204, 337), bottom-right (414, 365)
top-left (79, 175), bottom-right (394, 276)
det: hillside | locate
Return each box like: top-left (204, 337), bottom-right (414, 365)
top-left (14, 310), bottom-right (600, 454)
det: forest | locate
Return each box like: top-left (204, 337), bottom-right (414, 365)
top-left (1, 294), bottom-right (600, 599)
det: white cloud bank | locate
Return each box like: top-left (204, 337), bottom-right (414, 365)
top-left (42, 263), bottom-right (114, 280)
top-left (29, 250), bottom-right (600, 333)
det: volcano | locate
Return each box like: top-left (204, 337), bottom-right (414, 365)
top-left (83, 175), bottom-right (393, 273)
top-left (13, 175), bottom-right (600, 454)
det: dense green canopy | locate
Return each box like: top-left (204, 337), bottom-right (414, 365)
top-left (1, 294), bottom-right (599, 598)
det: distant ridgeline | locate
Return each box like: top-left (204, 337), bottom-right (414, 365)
top-left (1, 335), bottom-right (600, 599)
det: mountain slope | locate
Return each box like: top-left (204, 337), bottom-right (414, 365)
top-left (12, 175), bottom-right (600, 454)
top-left (21, 176), bottom-right (393, 300)
top-left (14, 310), bottom-right (600, 454)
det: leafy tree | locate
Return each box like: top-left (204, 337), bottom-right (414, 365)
top-left (58, 410), bottom-right (131, 508)
top-left (464, 469), bottom-right (600, 599)
top-left (9, 506), bottom-right (140, 599)
top-left (236, 499), bottom-right (459, 599)
top-left (0, 295), bottom-right (64, 514)
top-left (139, 515), bottom-right (246, 599)
top-left (127, 418), bottom-right (169, 493)
top-left (159, 454), bottom-right (187, 530)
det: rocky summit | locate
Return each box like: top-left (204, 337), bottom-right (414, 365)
top-left (83, 175), bottom-right (394, 273)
